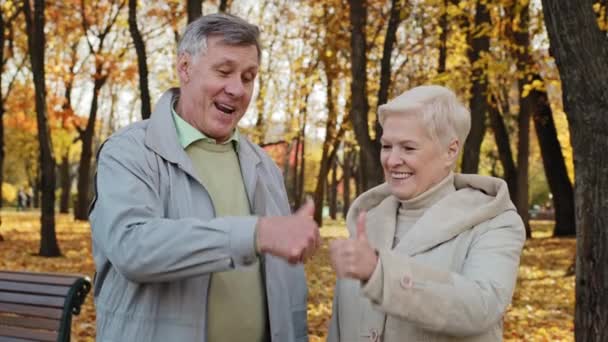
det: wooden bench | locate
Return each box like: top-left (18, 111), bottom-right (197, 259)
top-left (0, 271), bottom-right (91, 342)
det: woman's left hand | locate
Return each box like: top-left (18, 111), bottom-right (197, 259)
top-left (329, 211), bottom-right (379, 281)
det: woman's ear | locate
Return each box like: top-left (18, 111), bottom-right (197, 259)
top-left (445, 138), bottom-right (460, 167)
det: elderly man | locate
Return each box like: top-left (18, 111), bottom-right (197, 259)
top-left (90, 13), bottom-right (318, 342)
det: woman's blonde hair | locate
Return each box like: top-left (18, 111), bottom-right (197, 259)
top-left (378, 85), bottom-right (470, 147)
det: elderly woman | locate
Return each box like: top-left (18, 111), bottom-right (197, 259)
top-left (328, 85), bottom-right (525, 342)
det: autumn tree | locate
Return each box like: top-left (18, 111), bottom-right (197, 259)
top-left (74, 0), bottom-right (126, 220)
top-left (187, 0), bottom-right (202, 23)
top-left (0, 3), bottom-right (25, 208)
top-left (541, 1), bottom-right (608, 340)
top-left (348, 0), bottom-right (403, 191)
top-left (128, 0), bottom-right (151, 119)
top-left (23, 0), bottom-right (61, 257)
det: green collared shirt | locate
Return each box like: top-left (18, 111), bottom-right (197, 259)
top-left (171, 97), bottom-right (240, 150)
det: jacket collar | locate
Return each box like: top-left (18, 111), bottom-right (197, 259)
top-left (144, 88), bottom-right (262, 205)
top-left (347, 174), bottom-right (515, 256)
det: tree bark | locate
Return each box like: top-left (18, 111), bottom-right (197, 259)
top-left (437, 0), bottom-right (449, 74)
top-left (541, 1), bottom-right (608, 340)
top-left (461, 1), bottom-right (490, 173)
top-left (348, 0), bottom-right (383, 190)
top-left (187, 0), bottom-right (203, 24)
top-left (488, 104), bottom-right (517, 199)
top-left (529, 82), bottom-right (575, 236)
top-left (313, 75), bottom-right (338, 225)
top-left (24, 0), bottom-right (60, 257)
top-left (128, 0), bottom-right (151, 120)
top-left (74, 75), bottom-right (106, 220)
top-left (58, 154), bottom-right (71, 214)
top-left (329, 156), bottom-right (338, 220)
top-left (514, 1), bottom-right (532, 236)
top-left (218, 0), bottom-right (230, 12)
top-left (342, 148), bottom-right (353, 218)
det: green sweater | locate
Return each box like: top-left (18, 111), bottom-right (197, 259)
top-left (173, 107), bottom-right (268, 342)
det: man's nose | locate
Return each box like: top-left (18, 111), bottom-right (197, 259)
top-left (225, 77), bottom-right (246, 97)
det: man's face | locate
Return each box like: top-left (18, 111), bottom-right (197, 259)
top-left (177, 35), bottom-right (259, 142)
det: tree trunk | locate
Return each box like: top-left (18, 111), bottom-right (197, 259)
top-left (58, 153), bottom-right (72, 214)
top-left (313, 76), bottom-right (338, 225)
top-left (0, 12), bottom-right (5, 208)
top-left (0, 104), bottom-right (4, 208)
top-left (541, 1), bottom-right (608, 340)
top-left (329, 157), bottom-right (338, 220)
top-left (529, 83), bottom-right (575, 236)
top-left (74, 76), bottom-right (107, 220)
top-left (24, 0), bottom-right (60, 257)
top-left (461, 1), bottom-right (490, 173)
top-left (514, 1), bottom-right (532, 237)
top-left (516, 96), bottom-right (531, 237)
top-left (488, 104), bottom-right (517, 200)
top-left (342, 148), bottom-right (353, 218)
top-left (128, 0), bottom-right (151, 120)
top-left (437, 0), bottom-right (449, 74)
top-left (348, 0), bottom-right (383, 189)
top-left (187, 0), bottom-right (203, 24)
top-left (219, 0), bottom-right (230, 12)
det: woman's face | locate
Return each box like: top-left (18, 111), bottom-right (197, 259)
top-left (380, 114), bottom-right (455, 201)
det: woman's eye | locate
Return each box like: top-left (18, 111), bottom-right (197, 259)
top-left (381, 145), bottom-right (391, 150)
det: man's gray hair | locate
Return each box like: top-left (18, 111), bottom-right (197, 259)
top-left (378, 85), bottom-right (471, 148)
top-left (177, 13), bottom-right (261, 60)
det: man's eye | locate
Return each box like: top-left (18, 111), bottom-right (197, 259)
top-left (381, 145), bottom-right (391, 149)
top-left (218, 70), bottom-right (230, 76)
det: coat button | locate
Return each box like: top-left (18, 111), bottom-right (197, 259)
top-left (369, 328), bottom-right (379, 342)
top-left (400, 275), bottom-right (413, 289)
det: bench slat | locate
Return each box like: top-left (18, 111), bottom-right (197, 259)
top-left (0, 314), bottom-right (59, 331)
top-left (0, 335), bottom-right (34, 342)
top-left (0, 292), bottom-right (64, 308)
top-left (0, 281), bottom-right (71, 297)
top-left (0, 272), bottom-right (77, 287)
top-left (0, 325), bottom-right (58, 342)
top-left (0, 303), bottom-right (63, 319)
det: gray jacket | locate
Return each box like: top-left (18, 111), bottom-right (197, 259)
top-left (89, 88), bottom-right (308, 342)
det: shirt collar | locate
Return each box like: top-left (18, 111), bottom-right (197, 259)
top-left (171, 96), bottom-right (240, 149)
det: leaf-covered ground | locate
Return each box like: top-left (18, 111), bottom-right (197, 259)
top-left (0, 211), bottom-right (575, 341)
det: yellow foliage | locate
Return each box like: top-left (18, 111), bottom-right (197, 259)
top-left (2, 183), bottom-right (18, 204)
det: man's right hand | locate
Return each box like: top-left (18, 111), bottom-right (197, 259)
top-left (256, 200), bottom-right (321, 264)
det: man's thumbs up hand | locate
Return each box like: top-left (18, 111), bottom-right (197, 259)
top-left (256, 199), bottom-right (320, 264)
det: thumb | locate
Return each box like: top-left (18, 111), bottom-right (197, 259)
top-left (356, 211), bottom-right (368, 241)
top-left (295, 198), bottom-right (315, 217)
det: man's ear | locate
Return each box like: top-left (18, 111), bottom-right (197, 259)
top-left (445, 138), bottom-right (460, 166)
top-left (176, 53), bottom-right (191, 83)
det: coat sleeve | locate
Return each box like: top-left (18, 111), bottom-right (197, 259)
top-left (327, 284), bottom-right (341, 342)
top-left (361, 211), bottom-right (525, 336)
top-left (89, 139), bottom-right (259, 284)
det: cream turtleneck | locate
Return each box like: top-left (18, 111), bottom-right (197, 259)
top-left (393, 172), bottom-right (456, 247)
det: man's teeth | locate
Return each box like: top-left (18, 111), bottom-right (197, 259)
top-left (215, 102), bottom-right (235, 114)
top-left (392, 172), bottom-right (412, 179)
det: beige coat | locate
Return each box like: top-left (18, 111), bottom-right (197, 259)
top-left (328, 174), bottom-right (525, 342)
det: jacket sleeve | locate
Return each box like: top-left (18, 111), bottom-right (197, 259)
top-left (89, 140), bottom-right (259, 284)
top-left (327, 284), bottom-right (340, 342)
top-left (361, 211), bottom-right (525, 336)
